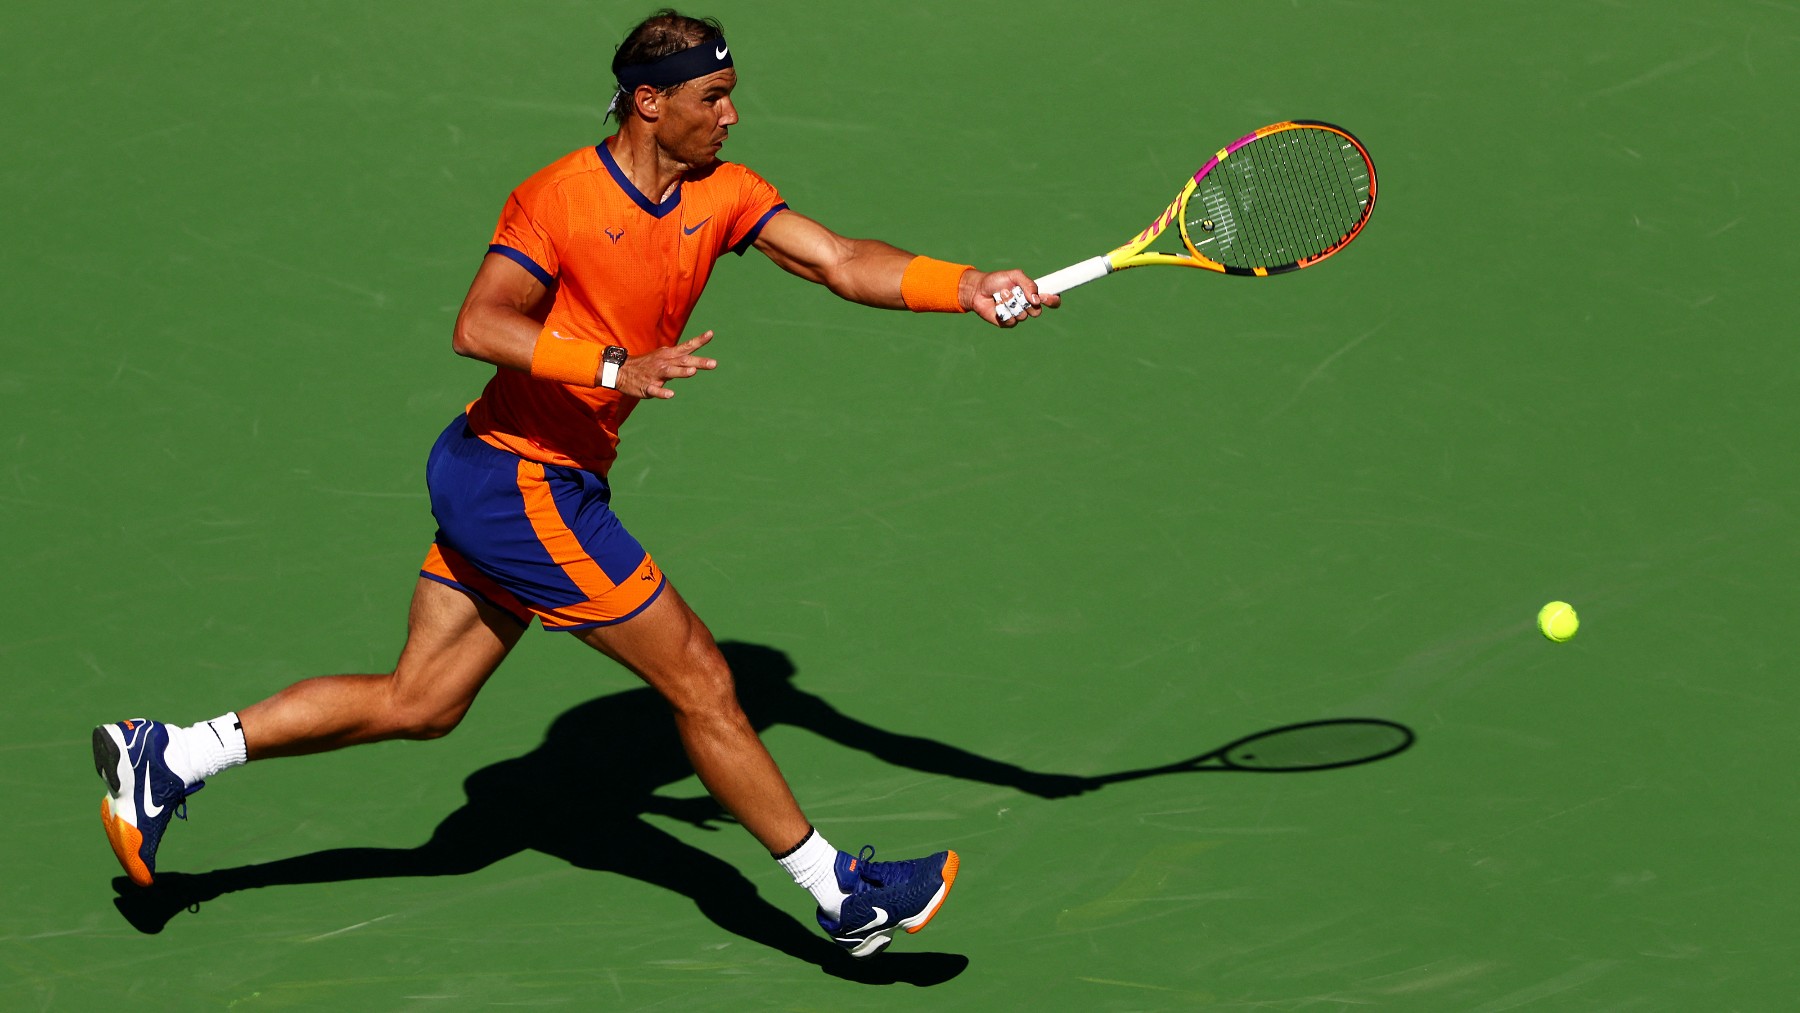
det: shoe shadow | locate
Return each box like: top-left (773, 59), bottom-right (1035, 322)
top-left (112, 641), bottom-right (1093, 986)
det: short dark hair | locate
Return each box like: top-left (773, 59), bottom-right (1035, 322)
top-left (606, 9), bottom-right (725, 122)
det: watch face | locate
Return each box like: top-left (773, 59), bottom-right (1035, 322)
top-left (603, 346), bottom-right (628, 365)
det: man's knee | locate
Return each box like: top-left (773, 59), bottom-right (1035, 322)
top-left (662, 648), bottom-right (742, 719)
top-left (394, 709), bottom-right (466, 740)
top-left (381, 679), bottom-right (473, 740)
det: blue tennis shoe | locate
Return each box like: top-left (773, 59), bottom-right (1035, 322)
top-left (93, 719), bottom-right (201, 887)
top-left (817, 846), bottom-right (959, 958)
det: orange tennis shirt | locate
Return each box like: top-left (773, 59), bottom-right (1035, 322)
top-left (468, 138), bottom-right (788, 475)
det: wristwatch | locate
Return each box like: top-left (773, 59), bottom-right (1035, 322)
top-left (600, 345), bottom-right (628, 390)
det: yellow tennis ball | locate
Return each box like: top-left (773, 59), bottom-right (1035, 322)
top-left (1537, 601), bottom-right (1579, 642)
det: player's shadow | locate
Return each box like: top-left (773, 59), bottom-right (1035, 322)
top-left (111, 642), bottom-right (1087, 985)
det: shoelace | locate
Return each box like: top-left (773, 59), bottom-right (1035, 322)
top-left (173, 780), bottom-right (205, 821)
top-left (852, 845), bottom-right (909, 890)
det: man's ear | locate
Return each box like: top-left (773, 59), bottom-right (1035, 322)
top-left (632, 84), bottom-right (662, 122)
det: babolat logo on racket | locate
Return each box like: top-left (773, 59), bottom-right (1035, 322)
top-left (1190, 184), bottom-right (1238, 252)
top-left (997, 120), bottom-right (1377, 319)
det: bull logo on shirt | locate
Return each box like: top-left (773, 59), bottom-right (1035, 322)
top-left (604, 227), bottom-right (625, 243)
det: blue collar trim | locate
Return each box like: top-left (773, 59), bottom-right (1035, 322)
top-left (596, 140), bottom-right (681, 219)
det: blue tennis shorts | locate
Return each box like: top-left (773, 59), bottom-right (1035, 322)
top-left (419, 415), bottom-right (665, 630)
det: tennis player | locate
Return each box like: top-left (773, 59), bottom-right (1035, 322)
top-left (93, 10), bottom-right (1054, 960)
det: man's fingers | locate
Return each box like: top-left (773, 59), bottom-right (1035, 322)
top-left (993, 284), bottom-right (1030, 324)
top-left (986, 272), bottom-right (1061, 324)
top-left (628, 333), bottom-right (718, 398)
top-left (659, 359), bottom-right (710, 381)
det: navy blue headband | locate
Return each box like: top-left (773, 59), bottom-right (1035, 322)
top-left (613, 37), bottom-right (733, 90)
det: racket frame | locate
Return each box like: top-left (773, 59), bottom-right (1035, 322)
top-left (1034, 119), bottom-right (1377, 298)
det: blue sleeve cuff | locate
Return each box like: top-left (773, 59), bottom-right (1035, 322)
top-left (487, 244), bottom-right (555, 288)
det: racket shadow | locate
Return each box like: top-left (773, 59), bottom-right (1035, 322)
top-left (106, 641), bottom-right (1100, 985)
top-left (1089, 718), bottom-right (1416, 786)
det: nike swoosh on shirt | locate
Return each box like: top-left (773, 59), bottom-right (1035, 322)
top-left (683, 217), bottom-right (712, 236)
top-left (552, 331), bottom-right (577, 340)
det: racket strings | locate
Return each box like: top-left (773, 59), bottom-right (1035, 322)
top-left (1245, 133), bottom-right (1335, 264)
top-left (1309, 134), bottom-right (1368, 254)
top-left (1289, 131), bottom-right (1358, 257)
top-left (1290, 135), bottom-right (1354, 261)
top-left (1198, 128), bottom-right (1370, 270)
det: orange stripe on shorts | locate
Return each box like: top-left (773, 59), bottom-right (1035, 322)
top-left (421, 542), bottom-right (532, 625)
top-left (515, 459), bottom-right (623, 601)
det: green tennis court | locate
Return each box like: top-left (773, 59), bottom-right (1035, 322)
top-left (5, 1), bottom-right (1796, 1007)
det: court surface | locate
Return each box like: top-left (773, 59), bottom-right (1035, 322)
top-left (4, 1), bottom-right (1797, 1008)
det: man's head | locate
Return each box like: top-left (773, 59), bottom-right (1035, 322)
top-left (607, 10), bottom-right (739, 165)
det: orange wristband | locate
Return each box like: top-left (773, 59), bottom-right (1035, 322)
top-left (529, 328), bottom-right (604, 386)
top-left (900, 256), bottom-right (972, 313)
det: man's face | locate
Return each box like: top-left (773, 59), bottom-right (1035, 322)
top-left (655, 68), bottom-right (739, 167)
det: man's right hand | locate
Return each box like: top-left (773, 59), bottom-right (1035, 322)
top-left (621, 330), bottom-right (718, 399)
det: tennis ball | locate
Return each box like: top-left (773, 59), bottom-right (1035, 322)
top-left (1537, 601), bottom-right (1579, 642)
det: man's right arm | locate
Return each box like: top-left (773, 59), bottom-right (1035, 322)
top-left (450, 252), bottom-right (553, 374)
top-left (449, 252), bottom-right (718, 399)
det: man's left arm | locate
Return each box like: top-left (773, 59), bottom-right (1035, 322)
top-left (750, 210), bottom-right (1058, 327)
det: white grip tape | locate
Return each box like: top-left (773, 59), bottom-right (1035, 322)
top-left (1035, 255), bottom-right (1113, 297)
top-left (995, 285), bottom-right (1029, 321)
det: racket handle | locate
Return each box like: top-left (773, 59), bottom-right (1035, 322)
top-left (1034, 255), bottom-right (1113, 297)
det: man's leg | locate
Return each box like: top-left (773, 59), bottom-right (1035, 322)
top-left (576, 581), bottom-right (958, 958)
top-left (98, 578), bottom-right (524, 885)
top-left (239, 577), bottom-right (526, 757)
top-left (576, 581), bottom-right (807, 853)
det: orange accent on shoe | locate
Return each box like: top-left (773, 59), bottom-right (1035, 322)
top-left (906, 850), bottom-right (959, 933)
top-left (124, 720), bottom-right (137, 730)
top-left (101, 795), bottom-right (153, 886)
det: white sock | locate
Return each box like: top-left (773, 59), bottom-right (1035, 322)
top-left (776, 827), bottom-right (848, 919)
top-left (164, 712), bottom-right (248, 787)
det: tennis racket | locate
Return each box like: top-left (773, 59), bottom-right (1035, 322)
top-left (995, 120), bottom-right (1377, 320)
top-left (1088, 718), bottom-right (1413, 783)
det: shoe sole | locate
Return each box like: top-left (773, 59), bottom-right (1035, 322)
top-left (846, 933), bottom-right (892, 958)
top-left (900, 850), bottom-right (958, 935)
top-left (93, 725), bottom-right (123, 794)
top-left (94, 724), bottom-right (154, 887)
